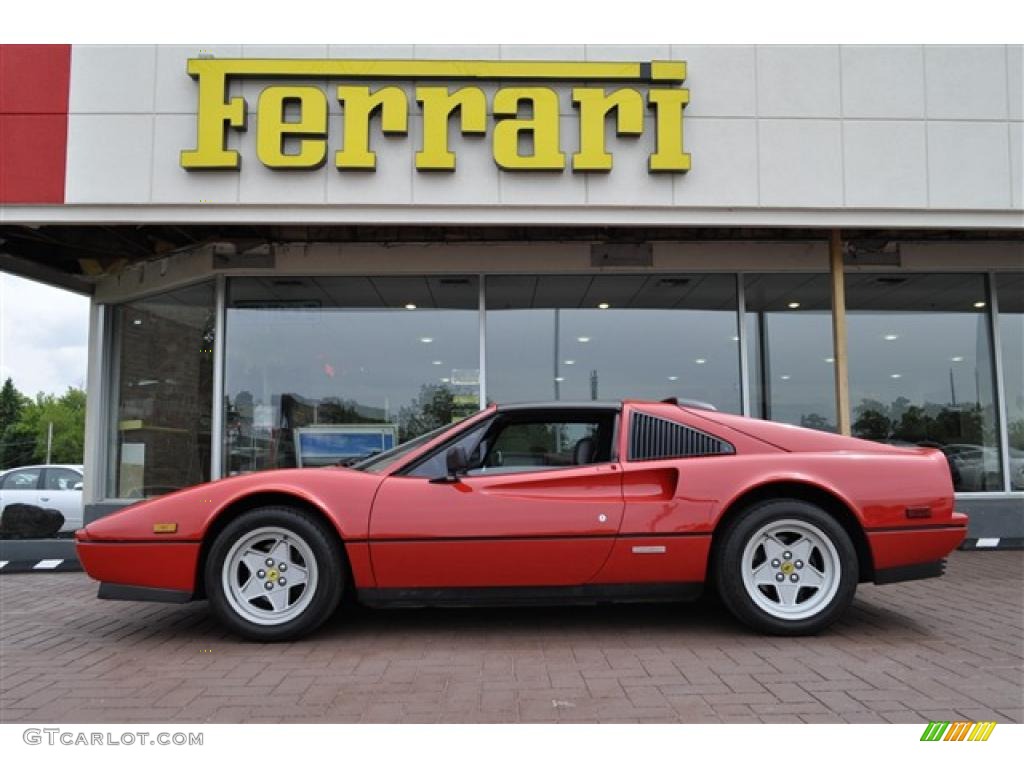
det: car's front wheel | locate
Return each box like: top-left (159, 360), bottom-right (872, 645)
top-left (205, 506), bottom-right (345, 641)
top-left (714, 499), bottom-right (858, 635)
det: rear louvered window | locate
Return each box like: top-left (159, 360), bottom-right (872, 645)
top-left (629, 412), bottom-right (734, 461)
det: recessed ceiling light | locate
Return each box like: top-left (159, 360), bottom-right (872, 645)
top-left (133, 319), bottom-right (143, 326)
top-left (950, 356), bottom-right (964, 362)
top-left (554, 376), bottom-right (565, 382)
top-left (431, 360), bottom-right (442, 365)
top-left (577, 336), bottom-right (590, 343)
top-left (420, 337), bottom-right (433, 343)
top-left (974, 301), bottom-right (986, 308)
top-left (883, 334), bottom-right (899, 341)
top-left (404, 303), bottom-right (417, 310)
top-left (825, 357), bottom-right (835, 363)
top-left (597, 302), bottom-right (610, 310)
top-left (564, 360), bottom-right (576, 365)
top-left (667, 375), bottom-right (679, 381)
top-left (787, 302), bottom-right (801, 309)
top-left (694, 358), bottom-right (706, 365)
top-left (780, 375), bottom-right (791, 381)
top-left (890, 373), bottom-right (902, 379)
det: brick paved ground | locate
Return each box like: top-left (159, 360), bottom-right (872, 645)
top-left (1, 550), bottom-right (1021, 724)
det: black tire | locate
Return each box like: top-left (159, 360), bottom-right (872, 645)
top-left (714, 499), bottom-right (858, 635)
top-left (205, 506), bottom-right (345, 641)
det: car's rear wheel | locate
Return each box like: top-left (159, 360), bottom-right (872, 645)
top-left (714, 499), bottom-right (858, 635)
top-left (205, 506), bottom-right (344, 641)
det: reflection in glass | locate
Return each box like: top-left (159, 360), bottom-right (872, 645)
top-left (224, 276), bottom-right (479, 474)
top-left (109, 282), bottom-right (215, 498)
top-left (745, 274), bottom-right (836, 431)
top-left (486, 275), bottom-right (741, 413)
top-left (845, 273), bottom-right (1001, 492)
top-left (997, 274), bottom-right (1024, 491)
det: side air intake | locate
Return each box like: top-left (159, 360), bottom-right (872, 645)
top-left (629, 412), bottom-right (735, 461)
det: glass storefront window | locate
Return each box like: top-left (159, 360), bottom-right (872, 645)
top-left (224, 276), bottom-right (479, 474)
top-left (845, 273), bottom-right (1002, 493)
top-left (745, 274), bottom-right (836, 431)
top-left (108, 282), bottom-right (215, 498)
top-left (996, 273), bottom-right (1024, 492)
top-left (485, 275), bottom-right (742, 412)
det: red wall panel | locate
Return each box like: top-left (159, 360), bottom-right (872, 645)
top-left (0, 44), bottom-right (70, 203)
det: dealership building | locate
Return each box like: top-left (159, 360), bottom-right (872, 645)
top-left (1, 44), bottom-right (1021, 541)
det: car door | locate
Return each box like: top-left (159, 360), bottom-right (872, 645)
top-left (0, 467), bottom-right (44, 520)
top-left (368, 409), bottom-right (624, 588)
top-left (39, 467), bottom-right (84, 531)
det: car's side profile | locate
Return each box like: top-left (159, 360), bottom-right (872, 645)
top-left (0, 464), bottom-right (84, 533)
top-left (76, 400), bottom-right (967, 640)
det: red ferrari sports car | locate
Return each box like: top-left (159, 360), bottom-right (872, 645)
top-left (76, 399), bottom-right (967, 641)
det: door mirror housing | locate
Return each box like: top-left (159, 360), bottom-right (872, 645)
top-left (431, 446), bottom-right (469, 484)
top-left (72, 482), bottom-right (84, 491)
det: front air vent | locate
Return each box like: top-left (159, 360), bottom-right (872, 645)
top-left (629, 412), bottom-right (734, 461)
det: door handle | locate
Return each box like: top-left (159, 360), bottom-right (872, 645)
top-left (40, 497), bottom-right (50, 502)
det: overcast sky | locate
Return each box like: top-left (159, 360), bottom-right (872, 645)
top-left (0, 273), bottom-right (89, 398)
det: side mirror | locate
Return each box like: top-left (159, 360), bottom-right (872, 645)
top-left (73, 482), bottom-right (83, 491)
top-left (431, 446), bottom-right (468, 484)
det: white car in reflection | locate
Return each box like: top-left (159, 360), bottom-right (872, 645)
top-left (0, 464), bottom-right (84, 533)
top-left (941, 445), bottom-right (1024, 491)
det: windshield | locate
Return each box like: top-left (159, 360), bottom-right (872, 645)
top-left (351, 418), bottom-right (468, 474)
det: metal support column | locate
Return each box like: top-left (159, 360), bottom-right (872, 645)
top-left (830, 229), bottom-right (851, 435)
top-left (210, 274), bottom-right (226, 480)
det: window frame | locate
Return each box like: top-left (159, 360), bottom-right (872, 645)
top-left (397, 406), bottom-right (621, 479)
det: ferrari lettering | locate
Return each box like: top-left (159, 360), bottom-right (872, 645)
top-left (179, 58), bottom-right (690, 173)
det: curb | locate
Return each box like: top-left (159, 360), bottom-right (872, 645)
top-left (0, 558), bottom-right (82, 573)
top-left (959, 537), bottom-right (1024, 551)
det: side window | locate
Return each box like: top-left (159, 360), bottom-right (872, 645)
top-left (629, 412), bottom-right (735, 461)
top-left (44, 468), bottom-right (83, 491)
top-left (1, 468), bottom-right (42, 490)
top-left (479, 419), bottom-right (608, 472)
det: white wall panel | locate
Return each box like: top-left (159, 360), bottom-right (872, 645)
top-left (154, 45), bottom-right (242, 114)
top-left (756, 46), bottom-right (841, 118)
top-left (673, 118), bottom-right (758, 206)
top-left (411, 115), bottom-right (499, 205)
top-left (151, 115), bottom-right (240, 204)
top-left (499, 117), bottom-right (586, 205)
top-left (585, 116), bottom-right (673, 206)
top-left (841, 46), bottom-right (925, 119)
top-left (758, 119), bottom-right (843, 207)
top-left (927, 121), bottom-right (1011, 209)
top-left (924, 46), bottom-right (1008, 120)
top-left (326, 123), bottom-right (414, 205)
top-left (69, 45), bottom-right (156, 114)
top-left (843, 121), bottom-right (927, 208)
top-left (65, 115), bottom-right (153, 203)
top-left (1010, 122), bottom-right (1023, 210)
top-left (673, 45), bottom-right (756, 118)
top-left (1007, 45), bottom-right (1023, 121)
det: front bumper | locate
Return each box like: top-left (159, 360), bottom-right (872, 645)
top-left (76, 537), bottom-right (200, 595)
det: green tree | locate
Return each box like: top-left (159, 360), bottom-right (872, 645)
top-left (0, 378), bottom-right (34, 468)
top-left (0, 385), bottom-right (86, 468)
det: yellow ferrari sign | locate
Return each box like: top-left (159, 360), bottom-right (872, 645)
top-left (179, 58), bottom-right (690, 174)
